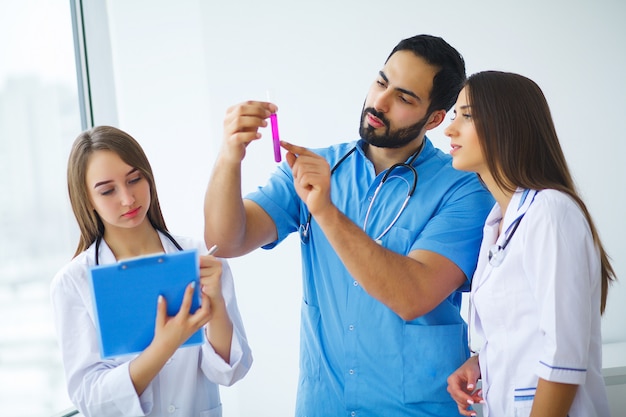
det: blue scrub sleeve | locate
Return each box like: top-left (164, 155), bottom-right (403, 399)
top-left (245, 161), bottom-right (301, 249)
top-left (411, 174), bottom-right (493, 289)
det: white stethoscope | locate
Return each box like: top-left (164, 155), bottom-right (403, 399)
top-left (299, 144), bottom-right (421, 245)
top-left (468, 188), bottom-right (538, 353)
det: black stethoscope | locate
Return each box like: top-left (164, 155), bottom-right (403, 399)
top-left (487, 189), bottom-right (539, 267)
top-left (94, 228), bottom-right (183, 265)
top-left (299, 144), bottom-right (421, 245)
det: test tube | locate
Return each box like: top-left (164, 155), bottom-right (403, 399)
top-left (267, 90), bottom-right (281, 162)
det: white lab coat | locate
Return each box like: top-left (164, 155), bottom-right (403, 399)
top-left (471, 189), bottom-right (610, 417)
top-left (50, 232), bottom-right (252, 417)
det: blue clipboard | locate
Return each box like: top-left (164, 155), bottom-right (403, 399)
top-left (88, 249), bottom-right (204, 358)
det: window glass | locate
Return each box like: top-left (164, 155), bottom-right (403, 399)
top-left (0, 1), bottom-right (80, 415)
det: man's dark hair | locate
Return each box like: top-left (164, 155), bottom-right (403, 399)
top-left (387, 34), bottom-right (466, 114)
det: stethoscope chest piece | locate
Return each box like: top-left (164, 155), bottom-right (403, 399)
top-left (299, 223), bottom-right (310, 244)
top-left (487, 244), bottom-right (506, 267)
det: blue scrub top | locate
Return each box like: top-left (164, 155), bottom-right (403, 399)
top-left (247, 138), bottom-right (493, 416)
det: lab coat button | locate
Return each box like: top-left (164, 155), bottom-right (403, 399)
top-left (167, 405), bottom-right (176, 413)
top-left (351, 412), bottom-right (356, 416)
top-left (353, 280), bottom-right (358, 286)
top-left (349, 369), bottom-right (354, 375)
top-left (349, 324), bottom-right (354, 331)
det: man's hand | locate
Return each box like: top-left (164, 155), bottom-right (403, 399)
top-left (282, 141), bottom-right (333, 218)
top-left (221, 100), bottom-right (277, 164)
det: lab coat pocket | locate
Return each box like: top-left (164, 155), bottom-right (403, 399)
top-left (200, 403), bottom-right (222, 417)
top-left (300, 301), bottom-right (321, 380)
top-left (513, 387), bottom-right (535, 417)
top-left (402, 323), bottom-right (468, 404)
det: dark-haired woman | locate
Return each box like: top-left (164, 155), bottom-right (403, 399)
top-left (445, 71), bottom-right (614, 417)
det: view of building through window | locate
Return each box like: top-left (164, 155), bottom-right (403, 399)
top-left (0, 1), bottom-right (81, 415)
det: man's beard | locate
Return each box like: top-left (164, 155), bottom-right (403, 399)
top-left (359, 107), bottom-right (430, 149)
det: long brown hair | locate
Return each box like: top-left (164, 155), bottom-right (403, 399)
top-left (67, 126), bottom-right (168, 257)
top-left (465, 71), bottom-right (615, 313)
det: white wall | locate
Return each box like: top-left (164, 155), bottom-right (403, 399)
top-left (83, 1), bottom-right (626, 415)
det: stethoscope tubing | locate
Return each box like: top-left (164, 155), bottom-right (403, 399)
top-left (300, 143), bottom-right (422, 244)
top-left (487, 189), bottom-right (538, 266)
top-left (362, 163), bottom-right (417, 242)
top-left (94, 228), bottom-right (183, 265)
top-left (469, 189), bottom-right (539, 353)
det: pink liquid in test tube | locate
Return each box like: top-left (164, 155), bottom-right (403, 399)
top-left (270, 112), bottom-right (281, 162)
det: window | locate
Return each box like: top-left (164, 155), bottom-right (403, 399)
top-left (0, 1), bottom-right (80, 415)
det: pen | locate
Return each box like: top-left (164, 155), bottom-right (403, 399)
top-left (207, 244), bottom-right (218, 256)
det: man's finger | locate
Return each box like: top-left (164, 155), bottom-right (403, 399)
top-left (280, 141), bottom-right (313, 157)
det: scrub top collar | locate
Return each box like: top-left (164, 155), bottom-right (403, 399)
top-left (355, 136), bottom-right (435, 168)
